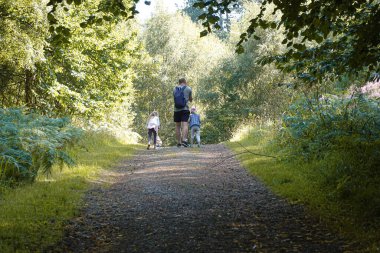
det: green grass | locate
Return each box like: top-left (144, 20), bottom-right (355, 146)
top-left (227, 126), bottom-right (380, 252)
top-left (0, 132), bottom-right (141, 252)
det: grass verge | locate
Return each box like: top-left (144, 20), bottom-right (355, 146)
top-left (0, 132), bottom-right (141, 252)
top-left (227, 126), bottom-right (379, 253)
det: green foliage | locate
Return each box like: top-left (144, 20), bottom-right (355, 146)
top-left (0, 0), bottom-right (49, 107)
top-left (197, 2), bottom-right (294, 143)
top-left (0, 0), bottom-right (141, 131)
top-left (0, 132), bottom-right (139, 252)
top-left (0, 109), bottom-right (82, 183)
top-left (41, 0), bottom-right (141, 120)
top-left (0, 0), bottom-right (48, 71)
top-left (278, 93), bottom-right (380, 218)
top-left (182, 0), bottom-right (243, 39)
top-left (47, 0), bottom-right (139, 45)
top-left (193, 0), bottom-right (380, 80)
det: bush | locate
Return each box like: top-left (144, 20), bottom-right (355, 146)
top-left (278, 93), bottom-right (380, 217)
top-left (0, 109), bottom-right (82, 183)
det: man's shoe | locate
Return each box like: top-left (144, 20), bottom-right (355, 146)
top-left (147, 144), bottom-right (150, 150)
top-left (182, 141), bottom-right (189, 147)
top-left (177, 143), bottom-right (181, 148)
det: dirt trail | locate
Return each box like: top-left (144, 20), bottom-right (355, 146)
top-left (55, 144), bottom-right (350, 253)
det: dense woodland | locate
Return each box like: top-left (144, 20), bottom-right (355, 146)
top-left (0, 0), bottom-right (379, 251)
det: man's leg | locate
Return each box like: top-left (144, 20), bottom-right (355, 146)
top-left (181, 121), bottom-right (189, 142)
top-left (175, 122), bottom-right (182, 145)
top-left (180, 110), bottom-right (190, 146)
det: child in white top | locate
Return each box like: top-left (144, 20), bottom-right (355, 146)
top-left (146, 111), bottom-right (160, 150)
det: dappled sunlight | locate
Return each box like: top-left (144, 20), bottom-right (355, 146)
top-left (139, 159), bottom-right (214, 170)
top-left (133, 167), bottom-right (205, 178)
top-left (119, 146), bottom-right (234, 184)
top-left (87, 169), bottom-right (128, 185)
top-left (230, 125), bottom-right (255, 142)
top-left (134, 166), bottom-right (190, 174)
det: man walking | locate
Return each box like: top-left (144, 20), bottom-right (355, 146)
top-left (173, 78), bottom-right (192, 147)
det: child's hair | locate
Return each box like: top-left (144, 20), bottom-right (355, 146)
top-left (147, 111), bottom-right (158, 126)
top-left (191, 106), bottom-right (196, 113)
top-left (179, 78), bottom-right (186, 84)
top-left (149, 111), bottom-right (159, 118)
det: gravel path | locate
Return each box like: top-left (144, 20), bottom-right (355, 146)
top-left (56, 144), bottom-right (350, 253)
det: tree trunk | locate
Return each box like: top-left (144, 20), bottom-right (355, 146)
top-left (25, 69), bottom-right (35, 107)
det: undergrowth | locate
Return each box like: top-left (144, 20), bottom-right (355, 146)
top-left (0, 108), bottom-right (82, 183)
top-left (0, 132), bottom-right (140, 252)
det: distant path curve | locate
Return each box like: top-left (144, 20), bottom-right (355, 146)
top-left (56, 144), bottom-right (349, 252)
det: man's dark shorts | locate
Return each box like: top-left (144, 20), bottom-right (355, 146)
top-left (174, 110), bottom-right (190, 122)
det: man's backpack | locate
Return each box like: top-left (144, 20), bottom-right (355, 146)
top-left (174, 86), bottom-right (187, 109)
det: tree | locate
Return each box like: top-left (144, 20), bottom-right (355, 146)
top-left (43, 0), bottom-right (141, 118)
top-left (0, 0), bottom-right (142, 140)
top-left (197, 2), bottom-right (294, 142)
top-left (0, 0), bottom-right (49, 107)
top-left (182, 0), bottom-right (243, 39)
top-left (191, 0), bottom-right (380, 81)
top-left (46, 0), bottom-right (139, 45)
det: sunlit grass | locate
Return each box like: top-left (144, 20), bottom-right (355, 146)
top-left (227, 126), bottom-right (380, 252)
top-left (0, 132), bottom-right (141, 252)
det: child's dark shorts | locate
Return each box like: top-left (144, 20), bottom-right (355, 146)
top-left (174, 110), bottom-right (190, 122)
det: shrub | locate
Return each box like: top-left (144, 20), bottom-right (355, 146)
top-left (278, 93), bottom-right (380, 217)
top-left (0, 109), bottom-right (82, 183)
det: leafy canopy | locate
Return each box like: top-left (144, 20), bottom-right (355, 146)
top-left (47, 0), bottom-right (140, 45)
top-left (190, 0), bottom-right (380, 80)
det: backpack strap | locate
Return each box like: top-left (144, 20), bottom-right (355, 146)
top-left (174, 85), bottom-right (187, 95)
